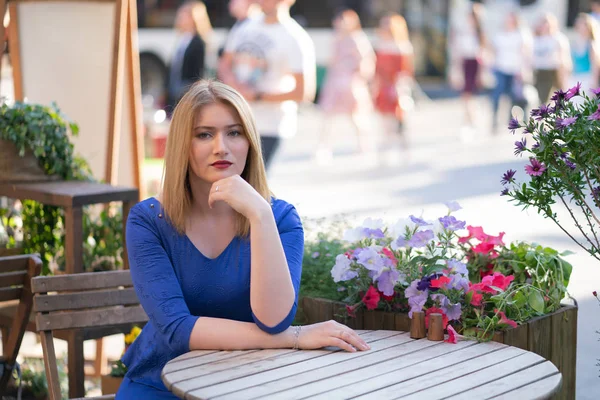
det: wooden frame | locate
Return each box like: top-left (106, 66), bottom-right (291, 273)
top-left (0, 254), bottom-right (42, 393)
top-left (32, 270), bottom-right (148, 400)
top-left (3, 0), bottom-right (144, 191)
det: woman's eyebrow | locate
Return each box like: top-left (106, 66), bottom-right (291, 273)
top-left (193, 124), bottom-right (242, 130)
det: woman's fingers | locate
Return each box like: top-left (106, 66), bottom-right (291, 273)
top-left (337, 329), bottom-right (369, 352)
top-left (329, 337), bottom-right (357, 353)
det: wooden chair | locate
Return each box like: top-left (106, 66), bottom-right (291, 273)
top-left (31, 270), bottom-right (148, 400)
top-left (0, 254), bottom-right (42, 393)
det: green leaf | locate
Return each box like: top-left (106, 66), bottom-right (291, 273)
top-left (528, 291), bottom-right (545, 314)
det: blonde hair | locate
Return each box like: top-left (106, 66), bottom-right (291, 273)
top-left (388, 13), bottom-right (409, 44)
top-left (180, 1), bottom-right (213, 42)
top-left (161, 80), bottom-right (271, 237)
top-left (578, 13), bottom-right (600, 42)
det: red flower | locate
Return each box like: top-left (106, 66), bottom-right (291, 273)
top-left (425, 307), bottom-right (448, 329)
top-left (445, 324), bottom-right (459, 344)
top-left (380, 291), bottom-right (395, 302)
top-left (472, 242), bottom-right (496, 254)
top-left (382, 247), bottom-right (397, 264)
top-left (593, 290), bottom-right (598, 297)
top-left (482, 272), bottom-right (514, 292)
top-left (458, 226), bottom-right (486, 243)
top-left (346, 304), bottom-right (357, 318)
top-left (362, 286), bottom-right (380, 310)
top-left (430, 276), bottom-right (451, 289)
top-left (495, 309), bottom-right (518, 328)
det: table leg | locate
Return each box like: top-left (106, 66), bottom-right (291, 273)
top-left (64, 206), bottom-right (83, 274)
top-left (67, 330), bottom-right (85, 398)
top-left (122, 200), bottom-right (134, 270)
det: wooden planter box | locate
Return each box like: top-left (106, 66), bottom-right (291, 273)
top-left (101, 375), bottom-right (124, 395)
top-left (301, 297), bottom-right (577, 400)
top-left (0, 139), bottom-right (59, 183)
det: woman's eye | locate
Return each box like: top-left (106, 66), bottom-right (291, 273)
top-left (196, 132), bottom-right (211, 139)
top-left (228, 130), bottom-right (242, 137)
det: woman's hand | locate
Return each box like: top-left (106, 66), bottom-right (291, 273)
top-left (209, 175), bottom-right (270, 222)
top-left (295, 320), bottom-right (371, 353)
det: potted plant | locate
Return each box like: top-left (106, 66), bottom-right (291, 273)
top-left (300, 203), bottom-right (575, 400)
top-left (0, 100), bottom-right (125, 275)
top-left (101, 325), bottom-right (142, 395)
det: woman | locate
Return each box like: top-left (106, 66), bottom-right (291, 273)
top-left (167, 1), bottom-right (213, 112)
top-left (116, 80), bottom-right (369, 398)
top-left (533, 13), bottom-right (571, 104)
top-left (490, 12), bottom-right (532, 132)
top-left (372, 13), bottom-right (414, 155)
top-left (449, 3), bottom-right (487, 127)
top-left (570, 13), bottom-right (600, 93)
top-left (316, 9), bottom-right (375, 164)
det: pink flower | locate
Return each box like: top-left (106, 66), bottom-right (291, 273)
top-left (588, 104), bottom-right (600, 121)
top-left (346, 304), bottom-right (357, 318)
top-left (445, 324), bottom-right (460, 344)
top-left (362, 286), bottom-right (380, 310)
top-left (525, 158), bottom-right (547, 177)
top-left (458, 226), bottom-right (486, 243)
top-left (495, 309), bottom-right (518, 328)
top-left (430, 276), bottom-right (451, 289)
top-left (482, 272), bottom-right (514, 291)
top-left (382, 247), bottom-right (397, 264)
top-left (472, 242), bottom-right (496, 254)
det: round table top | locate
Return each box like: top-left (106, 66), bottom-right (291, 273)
top-left (161, 330), bottom-right (561, 400)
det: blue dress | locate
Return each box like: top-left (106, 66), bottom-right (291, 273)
top-left (116, 197), bottom-right (304, 398)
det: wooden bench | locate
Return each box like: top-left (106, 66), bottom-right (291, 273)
top-left (0, 254), bottom-right (42, 393)
top-left (32, 270), bottom-right (148, 400)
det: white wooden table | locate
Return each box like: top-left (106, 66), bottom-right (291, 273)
top-left (161, 330), bottom-right (562, 400)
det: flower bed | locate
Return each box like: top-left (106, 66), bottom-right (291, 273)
top-left (299, 203), bottom-right (577, 400)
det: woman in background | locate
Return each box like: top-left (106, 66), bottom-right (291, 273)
top-left (533, 13), bottom-right (571, 104)
top-left (372, 13), bottom-right (414, 159)
top-left (167, 1), bottom-right (213, 113)
top-left (449, 3), bottom-right (487, 129)
top-left (570, 13), bottom-right (600, 94)
top-left (315, 9), bottom-right (375, 164)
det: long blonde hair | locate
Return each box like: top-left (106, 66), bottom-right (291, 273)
top-left (161, 80), bottom-right (271, 237)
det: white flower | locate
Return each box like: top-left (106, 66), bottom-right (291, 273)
top-left (331, 254), bottom-right (357, 282)
top-left (390, 218), bottom-right (416, 239)
top-left (444, 201), bottom-right (462, 213)
top-left (362, 218), bottom-right (385, 230)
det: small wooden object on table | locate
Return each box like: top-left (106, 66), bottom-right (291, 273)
top-left (0, 181), bottom-right (139, 398)
top-left (409, 311), bottom-right (425, 339)
top-left (427, 313), bottom-right (444, 341)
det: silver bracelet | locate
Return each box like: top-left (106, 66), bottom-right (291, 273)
top-left (292, 325), bottom-right (301, 349)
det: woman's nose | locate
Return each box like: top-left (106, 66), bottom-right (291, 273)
top-left (213, 133), bottom-right (229, 154)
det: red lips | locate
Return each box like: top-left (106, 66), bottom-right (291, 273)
top-left (211, 160), bottom-right (232, 169)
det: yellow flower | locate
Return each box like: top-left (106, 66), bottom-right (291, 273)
top-left (124, 326), bottom-right (142, 345)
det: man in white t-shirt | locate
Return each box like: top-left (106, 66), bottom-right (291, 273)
top-left (218, 0), bottom-right (316, 170)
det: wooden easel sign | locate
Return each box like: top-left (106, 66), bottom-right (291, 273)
top-left (5, 0), bottom-right (144, 190)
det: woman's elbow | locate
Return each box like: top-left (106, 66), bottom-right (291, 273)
top-left (252, 304), bottom-right (297, 334)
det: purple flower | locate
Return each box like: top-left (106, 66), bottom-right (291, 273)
top-left (501, 169), bottom-right (516, 185)
top-left (501, 188), bottom-right (509, 196)
top-left (565, 82), bottom-right (581, 100)
top-left (508, 117), bottom-right (521, 134)
top-left (564, 159), bottom-right (576, 170)
top-left (331, 255), bottom-right (357, 282)
top-left (514, 138), bottom-right (527, 156)
top-left (530, 104), bottom-right (550, 121)
top-left (363, 228), bottom-right (385, 239)
top-left (444, 201), bottom-right (462, 212)
top-left (588, 105), bottom-right (600, 121)
top-left (591, 87), bottom-right (600, 97)
top-left (447, 259), bottom-right (468, 276)
top-left (593, 186), bottom-right (600, 207)
top-left (406, 279), bottom-right (428, 318)
top-left (438, 216), bottom-right (466, 231)
top-left (551, 89), bottom-right (566, 102)
top-left (409, 215), bottom-right (431, 227)
top-left (356, 247), bottom-right (384, 273)
top-left (391, 236), bottom-right (408, 250)
top-left (407, 230), bottom-right (434, 248)
top-left (375, 268), bottom-right (401, 296)
top-left (525, 158), bottom-right (547, 177)
top-left (449, 273), bottom-right (470, 292)
top-left (311, 252), bottom-right (320, 258)
top-left (556, 117), bottom-right (577, 128)
top-left (532, 142), bottom-right (540, 150)
top-left (444, 302), bottom-right (463, 321)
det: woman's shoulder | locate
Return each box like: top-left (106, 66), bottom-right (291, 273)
top-left (127, 197), bottom-right (169, 230)
top-left (270, 198), bottom-right (302, 229)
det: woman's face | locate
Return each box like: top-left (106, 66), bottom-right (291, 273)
top-left (188, 102), bottom-right (250, 185)
top-left (575, 17), bottom-right (589, 38)
top-left (505, 14), bottom-right (518, 31)
top-left (175, 7), bottom-right (195, 33)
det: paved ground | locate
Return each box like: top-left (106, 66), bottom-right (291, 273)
top-left (2, 56), bottom-right (599, 397)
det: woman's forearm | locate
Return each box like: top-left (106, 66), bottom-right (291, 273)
top-left (248, 209), bottom-right (296, 327)
top-left (189, 317), bottom-right (293, 350)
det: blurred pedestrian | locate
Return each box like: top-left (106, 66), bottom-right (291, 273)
top-left (489, 12), bottom-right (532, 133)
top-left (532, 13), bottom-right (571, 104)
top-left (449, 3), bottom-right (487, 128)
top-left (315, 9), bottom-right (375, 164)
top-left (167, 1), bottom-right (212, 113)
top-left (219, 0), bottom-right (315, 171)
top-left (372, 13), bottom-right (414, 158)
top-left (570, 13), bottom-right (600, 93)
